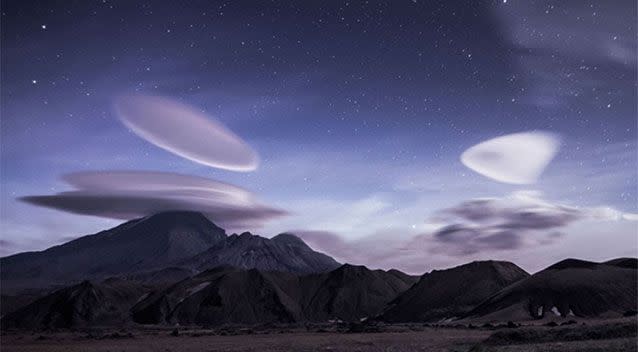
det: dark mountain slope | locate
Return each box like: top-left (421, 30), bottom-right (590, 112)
top-left (123, 267), bottom-right (196, 287)
top-left (1, 291), bottom-right (44, 318)
top-left (380, 261), bottom-right (529, 323)
top-left (300, 264), bottom-right (418, 322)
top-left (132, 266), bottom-right (302, 325)
top-left (1, 214), bottom-right (341, 294)
top-left (1, 211), bottom-right (226, 293)
top-left (604, 257), bottom-right (638, 269)
top-left (131, 264), bottom-right (417, 326)
top-left (466, 258), bottom-right (638, 321)
top-left (179, 232), bottom-right (340, 274)
top-left (1, 278), bottom-right (149, 329)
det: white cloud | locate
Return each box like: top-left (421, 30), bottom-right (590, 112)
top-left (460, 131), bottom-right (560, 184)
top-left (115, 94), bottom-right (258, 171)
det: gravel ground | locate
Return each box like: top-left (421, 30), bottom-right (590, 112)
top-left (2, 320), bottom-right (636, 352)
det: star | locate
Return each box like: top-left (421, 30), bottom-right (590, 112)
top-left (41, 24), bottom-right (46, 30)
top-left (31, 79), bottom-right (37, 84)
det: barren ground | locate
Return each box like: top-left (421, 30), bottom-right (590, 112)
top-left (1, 319), bottom-right (636, 352)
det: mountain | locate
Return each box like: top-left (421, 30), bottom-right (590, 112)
top-left (0, 291), bottom-right (43, 317)
top-left (131, 264), bottom-right (417, 326)
top-left (178, 231), bottom-right (340, 274)
top-left (132, 266), bottom-right (302, 325)
top-left (466, 258), bottom-right (638, 321)
top-left (123, 267), bottom-right (197, 286)
top-left (1, 278), bottom-right (149, 329)
top-left (4, 257), bottom-right (636, 329)
top-left (603, 257), bottom-right (638, 269)
top-left (0, 212), bottom-right (340, 294)
top-left (0, 211), bottom-right (227, 293)
top-left (380, 261), bottom-right (529, 323)
top-left (300, 264), bottom-right (418, 322)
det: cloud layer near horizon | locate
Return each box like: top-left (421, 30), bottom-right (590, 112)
top-left (295, 190), bottom-right (636, 272)
top-left (415, 190), bottom-right (636, 255)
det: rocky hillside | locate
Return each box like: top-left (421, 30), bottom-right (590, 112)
top-left (380, 261), bottom-right (529, 322)
top-left (466, 258), bottom-right (638, 321)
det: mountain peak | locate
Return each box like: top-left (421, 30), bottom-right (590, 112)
top-left (467, 257), bottom-right (638, 320)
top-left (141, 211), bottom-right (224, 231)
top-left (546, 258), bottom-right (598, 270)
top-left (457, 259), bottom-right (513, 269)
top-left (337, 263), bottom-right (368, 271)
top-left (180, 230), bottom-right (340, 274)
top-left (381, 260), bottom-right (529, 323)
top-left (604, 257), bottom-right (638, 269)
top-left (272, 233), bottom-right (308, 248)
top-left (0, 211), bottom-right (228, 292)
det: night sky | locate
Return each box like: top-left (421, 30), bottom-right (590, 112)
top-left (1, 0), bottom-right (636, 273)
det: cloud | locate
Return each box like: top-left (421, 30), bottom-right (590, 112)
top-left (426, 225), bottom-right (526, 255)
top-left (460, 131), bottom-right (560, 184)
top-left (284, 189), bottom-right (636, 273)
top-left (424, 224), bottom-right (560, 256)
top-left (19, 171), bottom-right (286, 230)
top-left (294, 229), bottom-right (411, 268)
top-left (63, 170), bottom-right (254, 206)
top-left (422, 190), bottom-right (636, 256)
top-left (115, 94), bottom-right (258, 171)
top-left (0, 239), bottom-right (15, 256)
top-left (293, 230), bottom-right (353, 261)
top-left (493, 1), bottom-right (636, 109)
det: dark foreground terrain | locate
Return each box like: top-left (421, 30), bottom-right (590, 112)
top-left (2, 213), bottom-right (636, 351)
top-left (2, 318), bottom-right (636, 352)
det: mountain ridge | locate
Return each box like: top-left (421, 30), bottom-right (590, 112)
top-left (0, 211), bottom-right (340, 294)
top-left (178, 231), bottom-right (340, 274)
top-left (2, 258), bottom-right (635, 329)
top-left (380, 260), bottom-right (530, 322)
top-left (465, 258), bottom-right (638, 321)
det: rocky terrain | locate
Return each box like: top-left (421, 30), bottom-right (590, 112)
top-left (465, 258), bottom-right (638, 321)
top-left (177, 231), bottom-right (340, 274)
top-left (1, 212), bottom-right (636, 351)
top-left (381, 260), bottom-right (529, 322)
top-left (1, 278), bottom-right (150, 330)
top-left (0, 211), bottom-right (340, 295)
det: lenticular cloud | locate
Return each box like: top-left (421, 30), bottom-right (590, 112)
top-left (20, 171), bottom-right (286, 229)
top-left (460, 131), bottom-right (560, 184)
top-left (115, 94), bottom-right (258, 171)
top-left (63, 171), bottom-right (253, 206)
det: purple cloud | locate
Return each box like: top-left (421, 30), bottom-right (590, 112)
top-left (440, 198), bottom-right (582, 230)
top-left (425, 225), bottom-right (531, 256)
top-left (20, 171), bottom-right (286, 230)
top-left (115, 94), bottom-right (258, 171)
top-left (293, 230), bottom-right (353, 260)
top-left (63, 170), bottom-right (254, 206)
top-left (423, 190), bottom-right (631, 256)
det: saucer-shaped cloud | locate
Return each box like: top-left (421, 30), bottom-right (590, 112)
top-left (63, 170), bottom-right (253, 206)
top-left (20, 191), bottom-right (285, 229)
top-left (20, 171), bottom-right (286, 229)
top-left (115, 94), bottom-right (258, 171)
top-left (461, 131), bottom-right (560, 184)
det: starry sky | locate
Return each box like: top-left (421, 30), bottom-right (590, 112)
top-left (1, 0), bottom-right (636, 273)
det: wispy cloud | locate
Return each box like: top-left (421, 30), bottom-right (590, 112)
top-left (290, 190), bottom-right (636, 273)
top-left (493, 1), bottom-right (636, 109)
top-left (419, 190), bottom-right (635, 256)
